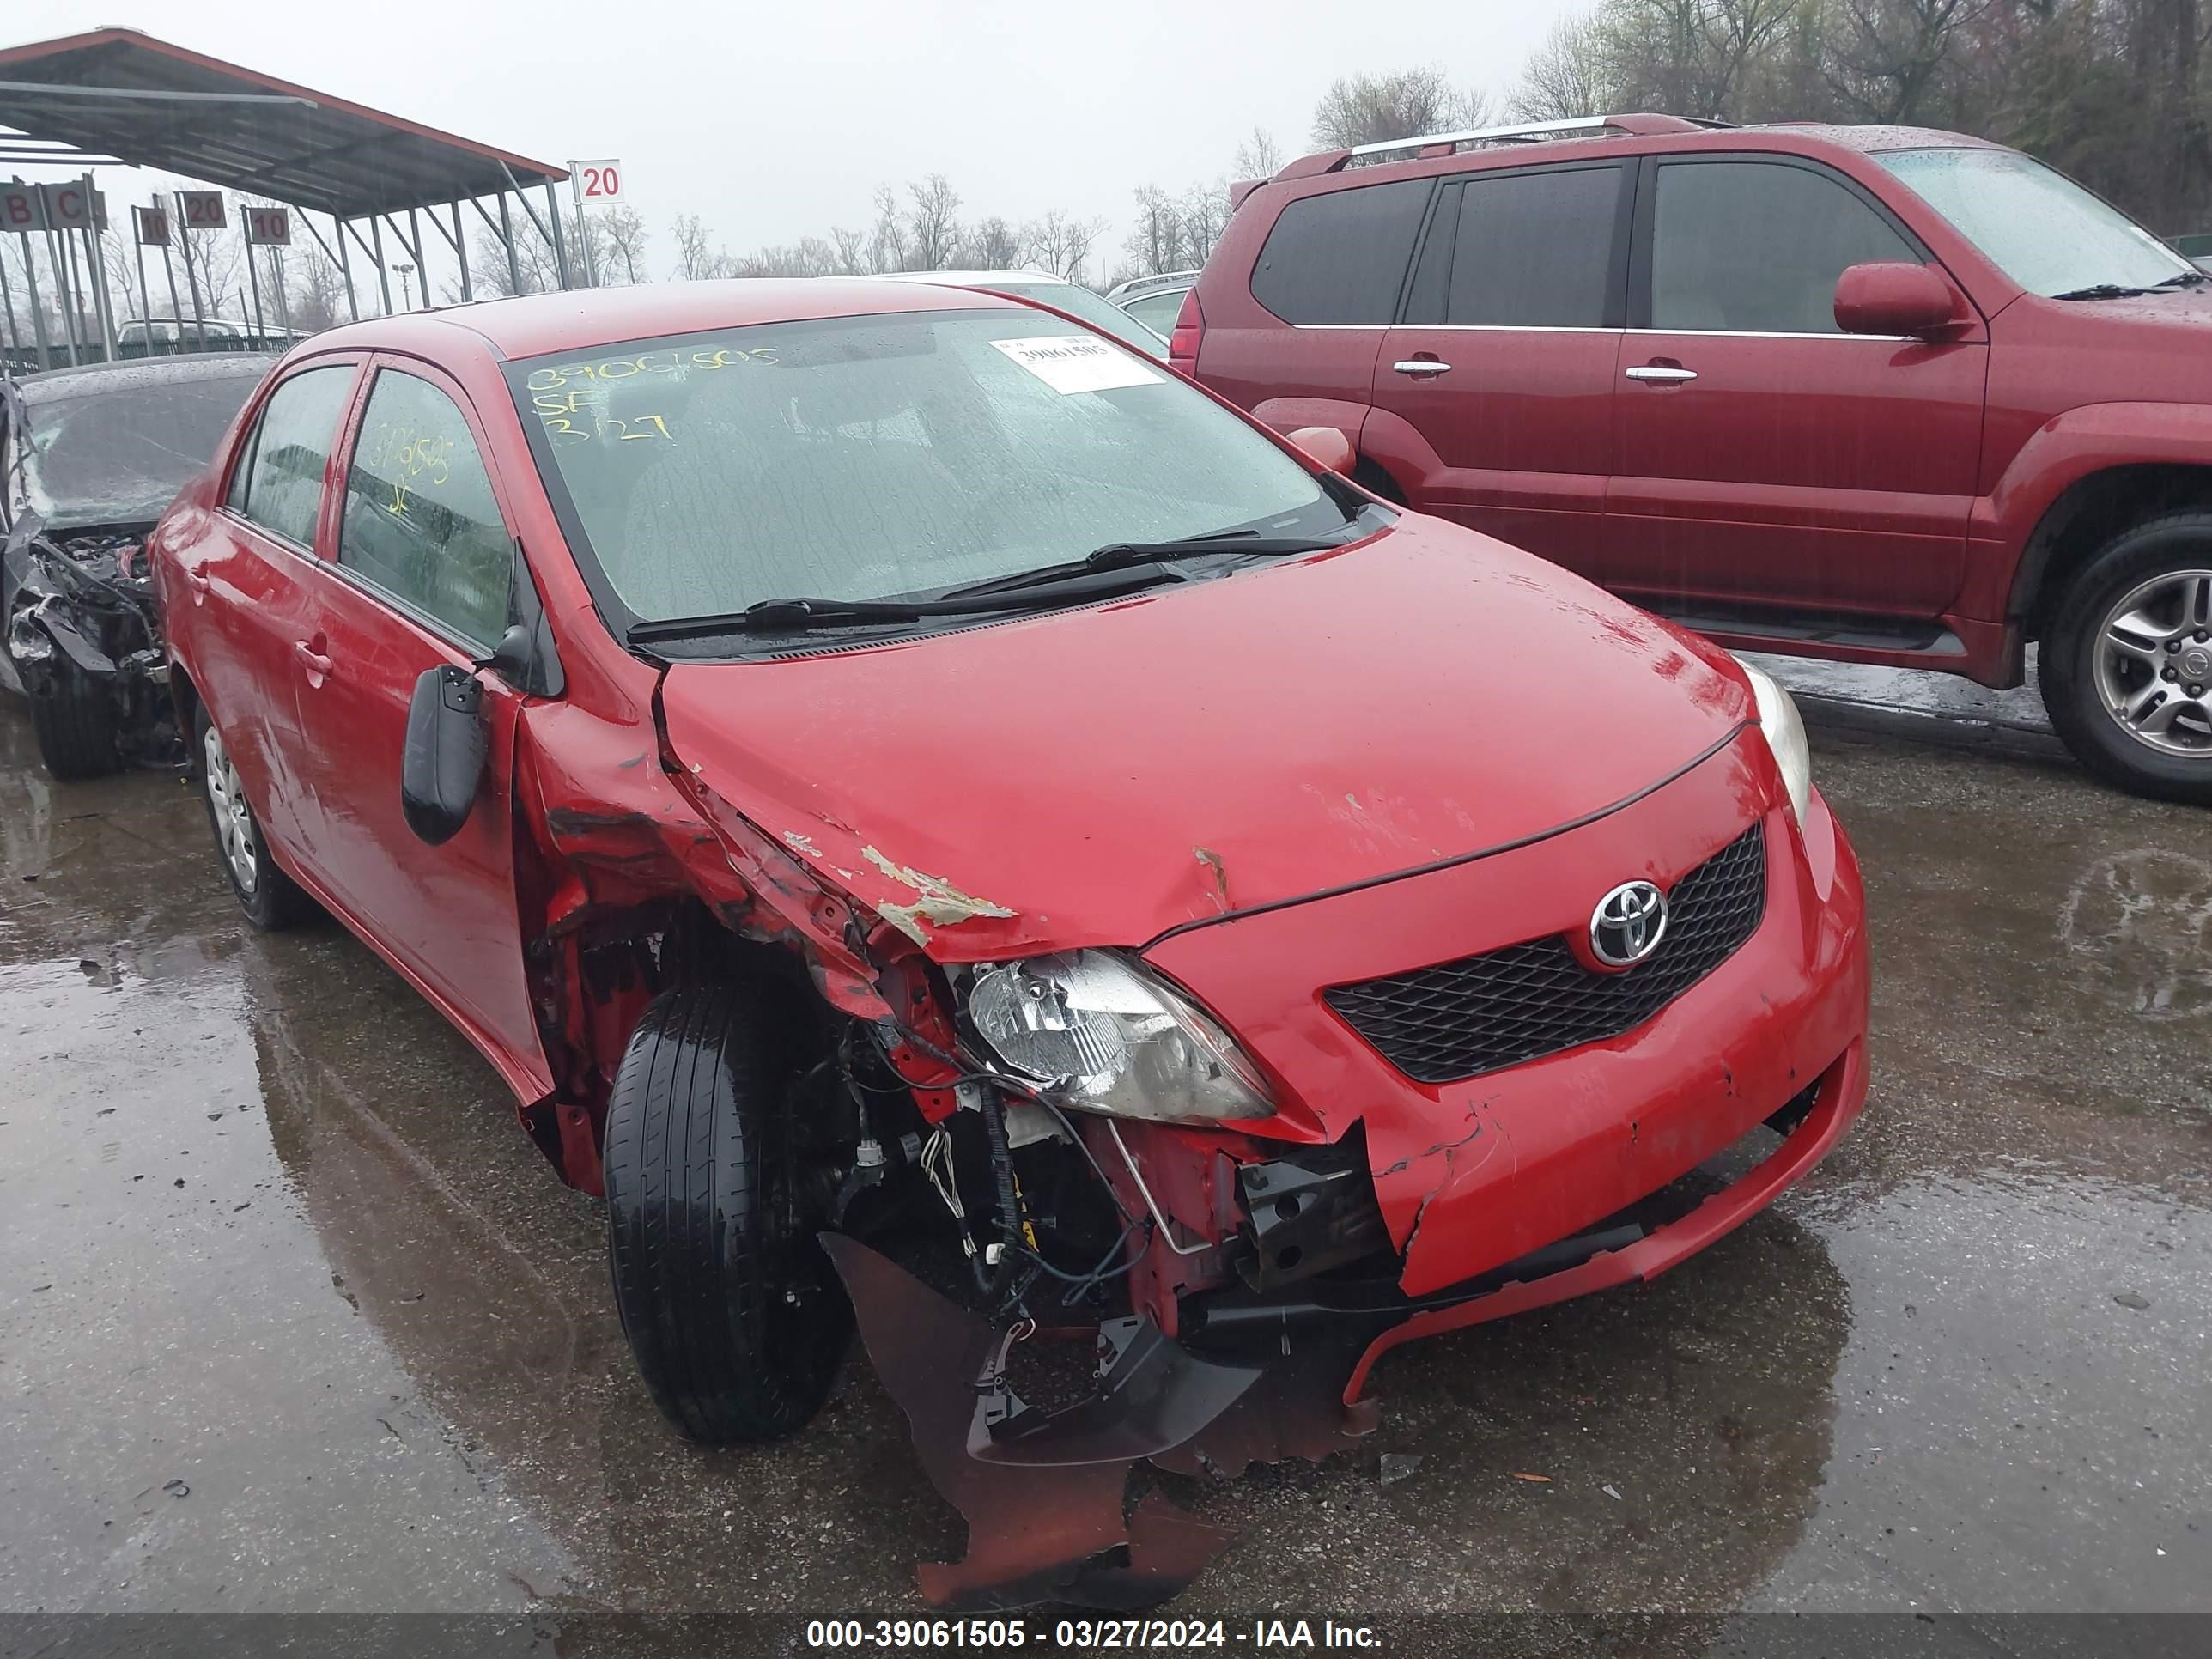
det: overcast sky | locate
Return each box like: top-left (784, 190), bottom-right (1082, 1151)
top-left (10, 0), bottom-right (1586, 289)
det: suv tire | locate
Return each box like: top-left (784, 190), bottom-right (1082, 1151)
top-left (605, 982), bottom-right (851, 1444)
top-left (2042, 512), bottom-right (2212, 805)
top-left (27, 665), bottom-right (119, 781)
top-left (194, 702), bottom-right (319, 929)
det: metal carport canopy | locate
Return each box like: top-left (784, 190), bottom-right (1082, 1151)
top-left (0, 27), bottom-right (567, 216)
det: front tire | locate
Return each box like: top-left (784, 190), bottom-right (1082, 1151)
top-left (193, 703), bottom-right (317, 929)
top-left (2041, 513), bottom-right (2212, 806)
top-left (605, 981), bottom-right (851, 1444)
top-left (27, 664), bottom-right (118, 781)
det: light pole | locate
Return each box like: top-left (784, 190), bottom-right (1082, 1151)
top-left (394, 262), bottom-right (416, 310)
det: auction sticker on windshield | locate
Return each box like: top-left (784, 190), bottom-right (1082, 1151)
top-left (990, 334), bottom-right (1162, 394)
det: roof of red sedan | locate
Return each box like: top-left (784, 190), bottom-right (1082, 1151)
top-left (309, 276), bottom-right (1024, 362)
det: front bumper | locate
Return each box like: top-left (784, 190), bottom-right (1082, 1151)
top-left (1142, 726), bottom-right (1869, 1315)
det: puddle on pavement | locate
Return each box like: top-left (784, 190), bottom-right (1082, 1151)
top-left (2, 706), bottom-right (2208, 1617)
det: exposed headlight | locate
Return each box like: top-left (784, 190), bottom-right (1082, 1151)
top-left (1736, 658), bottom-right (1813, 825)
top-left (965, 951), bottom-right (1276, 1126)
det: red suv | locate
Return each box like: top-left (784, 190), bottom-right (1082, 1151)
top-left (1180, 113), bottom-right (2212, 804)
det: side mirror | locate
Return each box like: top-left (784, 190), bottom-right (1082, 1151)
top-left (1285, 425), bottom-right (1356, 475)
top-left (401, 664), bottom-right (487, 846)
top-left (1834, 262), bottom-right (1960, 339)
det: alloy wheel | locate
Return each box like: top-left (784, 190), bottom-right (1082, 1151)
top-left (2093, 568), bottom-right (2212, 758)
top-left (201, 722), bottom-right (261, 896)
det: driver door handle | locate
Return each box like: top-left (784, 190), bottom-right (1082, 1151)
top-left (1626, 365), bottom-right (1698, 384)
top-left (1392, 360), bottom-right (1452, 379)
top-left (293, 641), bottom-right (334, 679)
top-left (185, 568), bottom-right (211, 593)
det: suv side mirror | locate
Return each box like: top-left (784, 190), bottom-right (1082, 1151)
top-left (401, 664), bottom-right (487, 846)
top-left (1286, 425), bottom-right (1355, 475)
top-left (1834, 262), bottom-right (1960, 339)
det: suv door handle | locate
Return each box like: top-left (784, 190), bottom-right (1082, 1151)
top-left (293, 641), bottom-right (334, 681)
top-left (1392, 360), bottom-right (1452, 379)
top-left (1625, 365), bottom-right (1698, 385)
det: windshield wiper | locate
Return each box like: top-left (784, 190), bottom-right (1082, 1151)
top-left (942, 532), bottom-right (1346, 599)
top-left (627, 566), bottom-right (1183, 645)
top-left (2156, 269), bottom-right (2209, 288)
top-left (2051, 283), bottom-right (2154, 301)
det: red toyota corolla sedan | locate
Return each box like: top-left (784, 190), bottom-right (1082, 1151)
top-left (149, 279), bottom-right (1868, 1607)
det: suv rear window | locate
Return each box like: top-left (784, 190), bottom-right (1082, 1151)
top-left (1250, 179), bottom-right (1430, 325)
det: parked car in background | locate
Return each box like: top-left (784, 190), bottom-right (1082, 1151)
top-left (1106, 269), bottom-right (1200, 342)
top-left (2, 353), bottom-right (274, 776)
top-left (149, 277), bottom-right (1864, 1605)
top-left (877, 267), bottom-right (1169, 358)
top-left (1185, 112), bottom-right (2212, 805)
top-left (116, 316), bottom-right (296, 351)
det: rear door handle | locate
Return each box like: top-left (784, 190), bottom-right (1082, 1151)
top-left (1625, 365), bottom-right (1698, 385)
top-left (293, 641), bottom-right (334, 680)
top-left (185, 568), bottom-right (211, 592)
top-left (1392, 360), bottom-right (1452, 379)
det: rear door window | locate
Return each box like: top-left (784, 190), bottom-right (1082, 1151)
top-left (1408, 165), bottom-right (1625, 328)
top-left (228, 363), bottom-right (356, 547)
top-left (1650, 160), bottom-right (1919, 334)
top-left (1450, 166), bottom-right (1622, 326)
top-left (337, 369), bottom-right (514, 647)
top-left (1250, 179), bottom-right (1431, 325)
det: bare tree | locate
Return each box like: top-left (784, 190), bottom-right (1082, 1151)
top-left (905, 173), bottom-right (963, 270)
top-left (599, 206), bottom-right (649, 285)
top-left (963, 215), bottom-right (1021, 268)
top-left (287, 245), bottom-right (347, 331)
top-left (1310, 67), bottom-right (1492, 148)
top-left (1232, 125), bottom-right (1285, 179)
top-left (461, 218), bottom-right (561, 298)
top-left (1821, 0), bottom-right (1991, 124)
top-left (830, 225), bottom-right (870, 274)
top-left (1513, 11), bottom-right (1615, 118)
top-left (669, 212), bottom-right (735, 280)
top-left (868, 185), bottom-right (908, 273)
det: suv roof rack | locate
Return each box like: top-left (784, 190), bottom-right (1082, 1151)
top-left (1276, 112), bottom-right (1731, 180)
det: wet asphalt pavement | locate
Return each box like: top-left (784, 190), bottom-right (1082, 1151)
top-left (2, 661), bottom-right (2208, 1649)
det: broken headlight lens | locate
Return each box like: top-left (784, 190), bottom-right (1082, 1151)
top-left (1736, 658), bottom-right (1813, 826)
top-left (965, 951), bottom-right (1276, 1126)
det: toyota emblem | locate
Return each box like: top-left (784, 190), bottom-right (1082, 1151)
top-left (1590, 880), bottom-right (1668, 969)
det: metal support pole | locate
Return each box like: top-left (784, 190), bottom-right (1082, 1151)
top-left (245, 228), bottom-right (266, 343)
top-left (58, 219), bottom-right (86, 362)
top-left (0, 241), bottom-right (18, 358)
top-left (543, 179), bottom-right (573, 289)
top-left (83, 173), bottom-right (117, 361)
top-left (130, 211), bottom-right (151, 352)
top-left (18, 226), bottom-right (52, 368)
top-left (42, 207), bottom-right (79, 366)
top-left (174, 194), bottom-right (208, 350)
top-left (323, 213), bottom-right (359, 322)
top-left (451, 202), bottom-right (471, 302)
top-left (157, 212), bottom-right (185, 352)
top-left (407, 208), bottom-right (426, 303)
top-left (568, 169), bottom-right (599, 288)
top-left (496, 192), bottom-right (522, 294)
top-left (369, 216), bottom-right (392, 314)
top-left (272, 249), bottom-right (291, 336)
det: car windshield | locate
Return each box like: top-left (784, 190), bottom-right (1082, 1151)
top-left (507, 307), bottom-right (1339, 628)
top-left (988, 281), bottom-right (1168, 358)
top-left (13, 364), bottom-right (266, 529)
top-left (1875, 147), bottom-right (2195, 297)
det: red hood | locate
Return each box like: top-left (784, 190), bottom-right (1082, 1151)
top-left (659, 516), bottom-right (1751, 959)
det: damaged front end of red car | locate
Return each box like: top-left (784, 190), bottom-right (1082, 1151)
top-left (492, 529), bottom-right (1868, 1612)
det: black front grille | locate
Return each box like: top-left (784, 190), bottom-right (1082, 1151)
top-left (1323, 823), bottom-right (1769, 1085)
